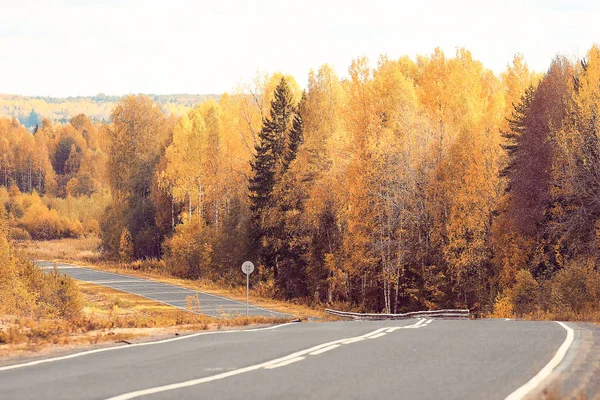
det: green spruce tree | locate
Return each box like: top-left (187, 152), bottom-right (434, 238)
top-left (249, 77), bottom-right (301, 280)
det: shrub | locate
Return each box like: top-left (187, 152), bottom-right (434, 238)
top-left (163, 215), bottom-right (212, 278)
top-left (9, 227), bottom-right (31, 240)
top-left (19, 203), bottom-right (61, 239)
top-left (83, 218), bottom-right (100, 236)
top-left (0, 210), bottom-right (83, 320)
top-left (119, 228), bottom-right (134, 263)
top-left (60, 216), bottom-right (84, 238)
top-left (17, 197), bottom-right (85, 239)
top-left (492, 293), bottom-right (514, 318)
top-left (130, 258), bottom-right (164, 272)
top-left (550, 258), bottom-right (600, 313)
top-left (5, 198), bottom-right (25, 219)
top-left (510, 269), bottom-right (540, 316)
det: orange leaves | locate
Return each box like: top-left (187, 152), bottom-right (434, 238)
top-left (5, 47), bottom-right (600, 315)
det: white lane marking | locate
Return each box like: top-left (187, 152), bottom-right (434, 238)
top-left (368, 332), bottom-right (387, 339)
top-left (362, 327), bottom-right (390, 338)
top-left (504, 321), bottom-right (575, 400)
top-left (341, 337), bottom-right (366, 344)
top-left (386, 318), bottom-right (426, 332)
top-left (105, 319), bottom-right (428, 400)
top-left (0, 322), bottom-right (299, 372)
top-left (247, 323), bottom-right (299, 332)
top-left (263, 356), bottom-right (306, 369)
top-left (309, 344), bottom-right (340, 355)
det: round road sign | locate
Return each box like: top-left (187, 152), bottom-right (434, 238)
top-left (241, 261), bottom-right (255, 275)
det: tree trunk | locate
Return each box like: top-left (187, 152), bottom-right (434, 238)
top-left (171, 196), bottom-right (175, 230)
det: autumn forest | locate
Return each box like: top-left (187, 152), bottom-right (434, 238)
top-left (2, 47), bottom-right (600, 319)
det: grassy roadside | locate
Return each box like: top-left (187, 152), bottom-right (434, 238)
top-left (16, 238), bottom-right (600, 325)
top-left (17, 238), bottom-right (330, 320)
top-left (0, 279), bottom-right (291, 360)
top-left (502, 310), bottom-right (600, 325)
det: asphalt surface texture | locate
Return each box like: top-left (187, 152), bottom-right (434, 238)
top-left (1, 318), bottom-right (599, 400)
top-left (34, 260), bottom-right (290, 318)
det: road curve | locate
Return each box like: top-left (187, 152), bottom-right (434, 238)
top-left (34, 260), bottom-right (290, 318)
top-left (1, 318), bottom-right (598, 400)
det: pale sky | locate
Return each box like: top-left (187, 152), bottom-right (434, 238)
top-left (0, 0), bottom-right (598, 97)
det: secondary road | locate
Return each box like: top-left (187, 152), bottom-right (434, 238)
top-left (34, 260), bottom-right (290, 318)
top-left (1, 318), bottom-right (599, 399)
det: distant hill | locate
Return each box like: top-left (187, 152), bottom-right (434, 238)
top-left (0, 93), bottom-right (220, 130)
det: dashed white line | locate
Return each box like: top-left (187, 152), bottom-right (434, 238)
top-left (264, 356), bottom-right (306, 369)
top-left (368, 332), bottom-right (387, 339)
top-left (309, 344), bottom-right (340, 355)
top-left (105, 319), bottom-right (429, 400)
top-left (386, 318), bottom-right (428, 332)
top-left (341, 337), bottom-right (366, 344)
top-left (362, 327), bottom-right (389, 338)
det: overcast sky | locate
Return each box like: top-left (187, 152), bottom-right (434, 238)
top-left (0, 0), bottom-right (598, 97)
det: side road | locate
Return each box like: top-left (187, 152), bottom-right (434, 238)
top-left (35, 260), bottom-right (292, 318)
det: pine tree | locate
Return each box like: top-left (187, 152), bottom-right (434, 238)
top-left (283, 92), bottom-right (305, 170)
top-left (249, 77), bottom-right (300, 279)
top-left (501, 85), bottom-right (535, 180)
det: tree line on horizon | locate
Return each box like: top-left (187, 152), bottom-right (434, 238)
top-left (0, 93), bottom-right (219, 130)
top-left (1, 47), bottom-right (600, 317)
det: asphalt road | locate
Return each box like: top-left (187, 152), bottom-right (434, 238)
top-left (1, 318), bottom-right (599, 400)
top-left (34, 260), bottom-right (289, 318)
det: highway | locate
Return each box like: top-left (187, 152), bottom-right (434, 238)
top-left (12, 261), bottom-right (600, 399)
top-left (34, 260), bottom-right (290, 318)
top-left (1, 318), bottom-right (599, 399)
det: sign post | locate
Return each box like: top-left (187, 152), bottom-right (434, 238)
top-left (241, 261), bottom-right (255, 317)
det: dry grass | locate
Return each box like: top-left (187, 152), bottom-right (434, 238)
top-left (533, 382), bottom-right (587, 400)
top-left (17, 236), bottom-right (102, 264)
top-left (519, 309), bottom-right (600, 325)
top-left (0, 280), bottom-right (292, 359)
top-left (76, 282), bottom-right (291, 328)
top-left (18, 238), bottom-right (329, 320)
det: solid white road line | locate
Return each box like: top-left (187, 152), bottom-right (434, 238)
top-left (105, 319), bottom-right (428, 400)
top-left (0, 322), bottom-right (299, 373)
top-left (309, 344), bottom-right (341, 355)
top-left (264, 356), bottom-right (306, 369)
top-left (504, 321), bottom-right (575, 400)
